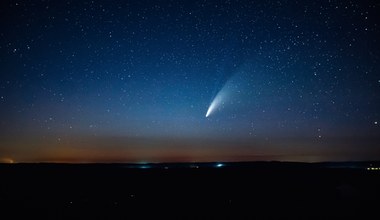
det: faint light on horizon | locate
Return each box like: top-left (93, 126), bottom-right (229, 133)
top-left (139, 165), bottom-right (151, 169)
top-left (0, 158), bottom-right (14, 164)
top-left (216, 163), bottom-right (224, 167)
top-left (190, 164), bottom-right (199, 169)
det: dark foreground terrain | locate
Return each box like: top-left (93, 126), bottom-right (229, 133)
top-left (1, 162), bottom-right (380, 219)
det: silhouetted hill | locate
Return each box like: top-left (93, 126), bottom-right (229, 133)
top-left (1, 162), bottom-right (379, 219)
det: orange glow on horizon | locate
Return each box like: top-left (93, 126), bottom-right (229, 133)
top-left (0, 158), bottom-right (14, 164)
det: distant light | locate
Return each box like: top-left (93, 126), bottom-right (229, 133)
top-left (0, 158), bottom-right (14, 164)
top-left (216, 163), bottom-right (224, 168)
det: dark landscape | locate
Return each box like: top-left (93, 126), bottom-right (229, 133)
top-left (1, 162), bottom-right (380, 219)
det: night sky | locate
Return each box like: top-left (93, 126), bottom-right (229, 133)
top-left (1, 0), bottom-right (380, 163)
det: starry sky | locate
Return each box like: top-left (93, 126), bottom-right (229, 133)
top-left (0, 0), bottom-right (380, 163)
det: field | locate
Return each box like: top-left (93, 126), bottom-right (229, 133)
top-left (1, 162), bottom-right (379, 219)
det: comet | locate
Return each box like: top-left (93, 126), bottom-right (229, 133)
top-left (205, 75), bottom-right (236, 117)
top-left (205, 90), bottom-right (225, 117)
top-left (205, 70), bottom-right (248, 117)
top-left (205, 67), bottom-right (249, 117)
